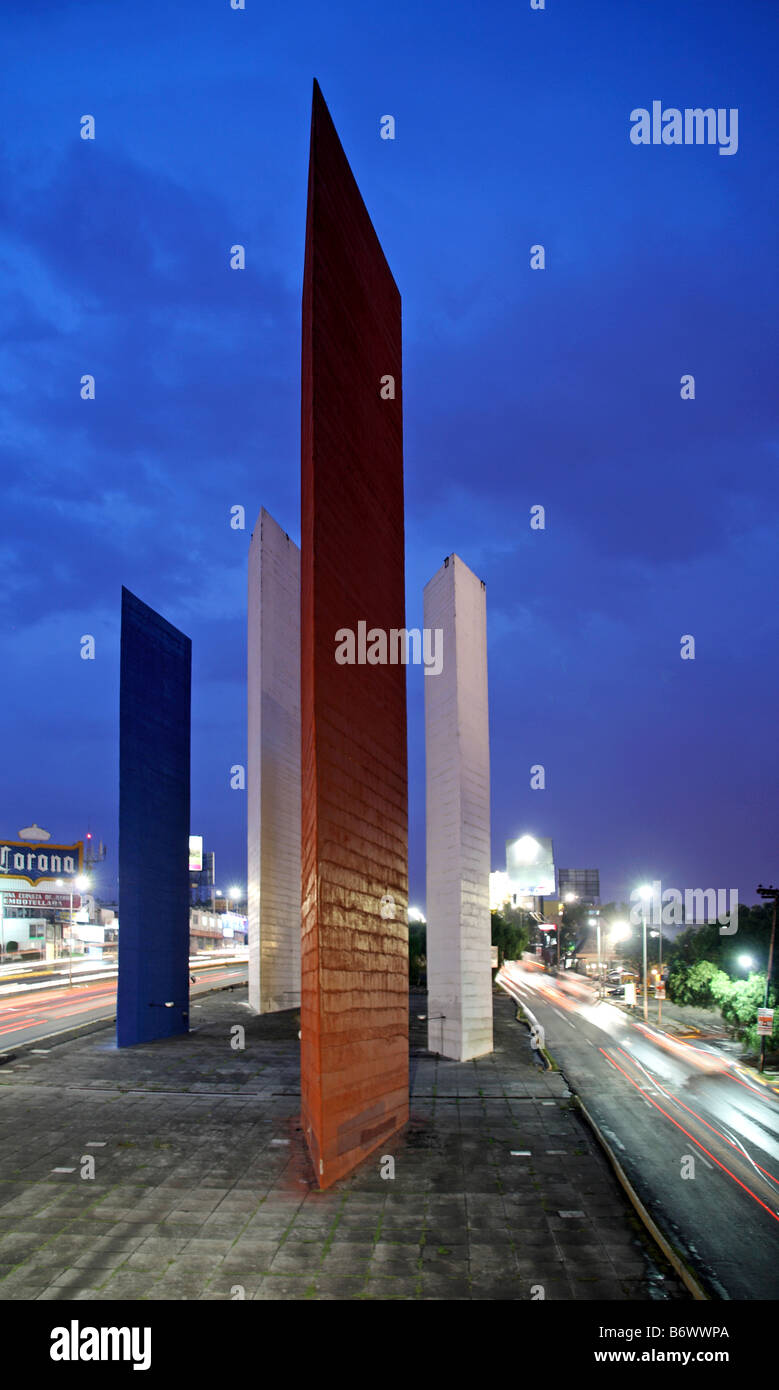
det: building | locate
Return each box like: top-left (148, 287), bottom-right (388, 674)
top-left (0, 829), bottom-right (89, 962)
top-left (189, 909), bottom-right (224, 952)
top-left (190, 843), bottom-right (216, 908)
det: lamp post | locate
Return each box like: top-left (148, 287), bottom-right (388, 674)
top-left (756, 885), bottom-right (778, 1074)
top-left (638, 885), bottom-right (652, 1023)
top-left (658, 926), bottom-right (663, 1024)
top-left (57, 873), bottom-right (89, 986)
top-left (650, 930), bottom-right (663, 1024)
top-left (587, 915), bottom-right (600, 998)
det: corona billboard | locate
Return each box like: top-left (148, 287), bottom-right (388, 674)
top-left (0, 840), bottom-right (83, 886)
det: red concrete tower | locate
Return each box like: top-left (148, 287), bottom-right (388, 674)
top-left (301, 81), bottom-right (408, 1188)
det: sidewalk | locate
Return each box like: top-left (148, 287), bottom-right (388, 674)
top-left (0, 988), bottom-right (689, 1301)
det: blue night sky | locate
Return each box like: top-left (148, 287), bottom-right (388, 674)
top-left (1, 0), bottom-right (777, 909)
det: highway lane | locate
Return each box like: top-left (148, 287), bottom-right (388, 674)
top-left (0, 962), bottom-right (249, 1050)
top-left (499, 960), bottom-right (779, 1300)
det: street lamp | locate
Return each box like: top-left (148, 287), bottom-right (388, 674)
top-left (738, 954), bottom-right (754, 970)
top-left (756, 885), bottom-right (778, 1074)
top-left (587, 915), bottom-right (601, 998)
top-left (650, 928), bottom-right (664, 1024)
top-left (638, 885), bottom-right (652, 1023)
top-left (57, 873), bottom-right (89, 986)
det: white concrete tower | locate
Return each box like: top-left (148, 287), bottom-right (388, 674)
top-left (423, 554), bottom-right (493, 1060)
top-left (247, 508), bottom-right (301, 1013)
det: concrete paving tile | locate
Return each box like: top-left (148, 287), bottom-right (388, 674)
top-left (251, 1276), bottom-right (311, 1300)
top-left (0, 990), bottom-right (689, 1304)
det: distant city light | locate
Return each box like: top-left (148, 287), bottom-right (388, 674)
top-left (511, 835), bottom-right (541, 864)
top-left (489, 871), bottom-right (513, 911)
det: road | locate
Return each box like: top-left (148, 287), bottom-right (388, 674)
top-left (0, 958), bottom-right (248, 1050)
top-left (499, 959), bottom-right (779, 1300)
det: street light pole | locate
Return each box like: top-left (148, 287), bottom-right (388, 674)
top-left (757, 885), bottom-right (778, 1074)
top-left (641, 902), bottom-right (648, 1023)
top-left (596, 917), bottom-right (601, 1000)
top-left (658, 928), bottom-right (663, 1026)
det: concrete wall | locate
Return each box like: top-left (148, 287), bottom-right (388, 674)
top-left (424, 555), bottom-right (493, 1061)
top-left (247, 508), bottom-right (301, 1013)
top-left (117, 587), bottom-right (191, 1047)
top-left (300, 81), bottom-right (409, 1188)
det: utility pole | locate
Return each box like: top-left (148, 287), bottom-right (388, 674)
top-left (756, 885), bottom-right (778, 1074)
top-left (642, 900), bottom-right (649, 1023)
top-left (658, 928), bottom-right (663, 1026)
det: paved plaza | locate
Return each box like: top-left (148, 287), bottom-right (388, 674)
top-left (0, 989), bottom-right (688, 1301)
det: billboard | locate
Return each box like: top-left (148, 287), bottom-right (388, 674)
top-left (558, 868), bottom-right (600, 903)
top-left (189, 835), bottom-right (203, 872)
top-left (1, 891), bottom-right (81, 910)
top-left (506, 835), bottom-right (555, 898)
top-left (0, 841), bottom-right (83, 886)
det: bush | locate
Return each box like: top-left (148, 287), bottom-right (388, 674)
top-left (668, 959), bottom-right (723, 1006)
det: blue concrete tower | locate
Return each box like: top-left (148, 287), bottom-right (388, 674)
top-left (118, 587), bottom-right (192, 1046)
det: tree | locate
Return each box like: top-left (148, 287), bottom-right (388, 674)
top-left (408, 923), bottom-right (426, 987)
top-left (491, 908), bottom-right (530, 966)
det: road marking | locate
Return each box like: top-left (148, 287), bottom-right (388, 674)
top-left (546, 1150), bottom-right (567, 1154)
top-left (699, 1154), bottom-right (714, 1171)
top-left (559, 1210), bottom-right (585, 1218)
top-left (86, 1142), bottom-right (106, 1148)
top-left (31, 1048), bottom-right (50, 1054)
top-left (51, 1167), bottom-right (75, 1173)
top-left (510, 1150), bottom-right (531, 1156)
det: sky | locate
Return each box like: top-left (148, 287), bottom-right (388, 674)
top-left (1, 0), bottom-right (777, 911)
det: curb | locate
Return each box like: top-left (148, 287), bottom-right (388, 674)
top-left (494, 973), bottom-right (558, 1071)
top-left (514, 1002), bottom-right (558, 1072)
top-left (0, 1014), bottom-right (115, 1063)
top-left (732, 1063), bottom-right (779, 1093)
top-left (572, 1092), bottom-right (710, 1302)
top-left (0, 978), bottom-right (246, 1064)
